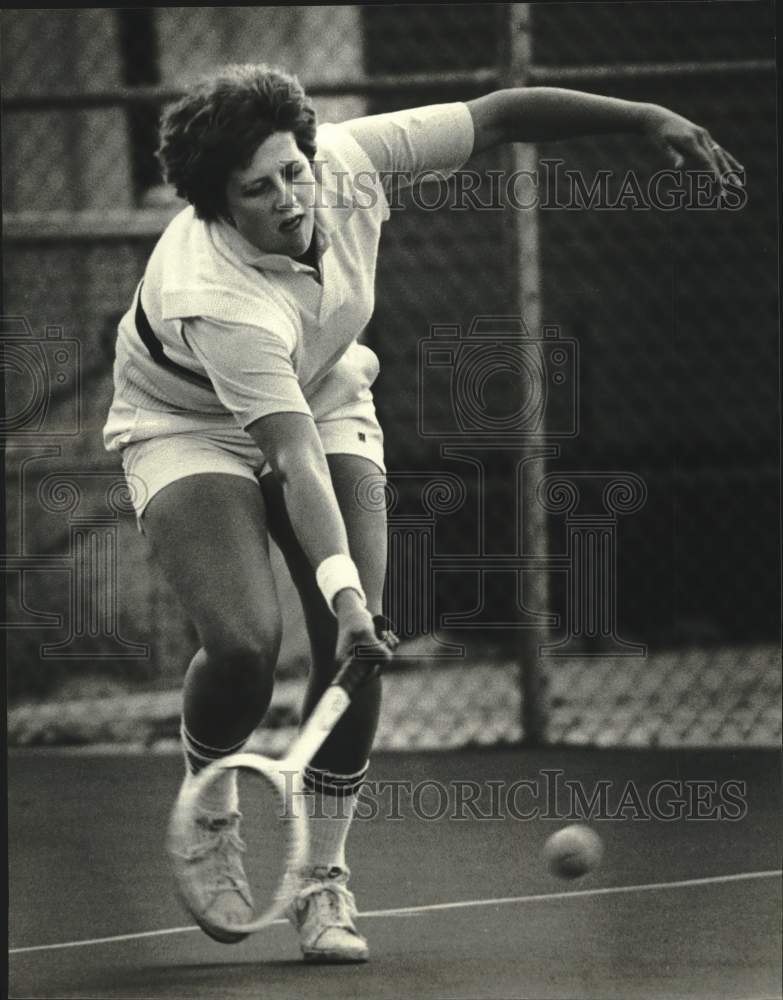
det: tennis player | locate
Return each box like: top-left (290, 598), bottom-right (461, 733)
top-left (104, 64), bottom-right (741, 962)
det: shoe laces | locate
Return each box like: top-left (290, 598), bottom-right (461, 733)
top-left (181, 812), bottom-right (250, 898)
top-left (296, 868), bottom-right (358, 929)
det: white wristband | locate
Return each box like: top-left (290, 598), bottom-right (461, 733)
top-left (316, 554), bottom-right (367, 613)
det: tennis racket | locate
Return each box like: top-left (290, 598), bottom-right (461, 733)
top-left (167, 653), bottom-right (384, 938)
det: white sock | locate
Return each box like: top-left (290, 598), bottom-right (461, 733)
top-left (180, 723), bottom-right (248, 814)
top-left (302, 762), bottom-right (368, 871)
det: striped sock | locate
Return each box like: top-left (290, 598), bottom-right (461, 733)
top-left (302, 762), bottom-right (369, 871)
top-left (180, 723), bottom-right (250, 814)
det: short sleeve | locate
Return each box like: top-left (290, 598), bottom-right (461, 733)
top-left (184, 317), bottom-right (312, 429)
top-left (343, 103), bottom-right (475, 190)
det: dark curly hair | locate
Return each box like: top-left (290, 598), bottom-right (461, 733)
top-left (157, 64), bottom-right (318, 221)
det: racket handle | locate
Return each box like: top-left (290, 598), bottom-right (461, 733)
top-left (333, 654), bottom-right (383, 698)
top-left (286, 655), bottom-right (384, 772)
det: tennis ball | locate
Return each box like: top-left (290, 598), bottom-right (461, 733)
top-left (543, 824), bottom-right (603, 879)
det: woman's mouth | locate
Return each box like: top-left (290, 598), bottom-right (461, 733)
top-left (279, 215), bottom-right (304, 234)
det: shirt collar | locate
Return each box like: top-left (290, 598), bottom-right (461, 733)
top-left (212, 154), bottom-right (356, 275)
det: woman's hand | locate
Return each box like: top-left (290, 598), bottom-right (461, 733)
top-left (640, 104), bottom-right (744, 185)
top-left (334, 590), bottom-right (393, 666)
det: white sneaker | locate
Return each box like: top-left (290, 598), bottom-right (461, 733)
top-left (167, 805), bottom-right (254, 944)
top-left (284, 865), bottom-right (369, 963)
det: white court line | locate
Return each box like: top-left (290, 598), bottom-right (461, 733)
top-left (9, 868), bottom-right (781, 956)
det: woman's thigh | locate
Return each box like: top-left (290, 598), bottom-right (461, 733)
top-left (142, 472), bottom-right (281, 652)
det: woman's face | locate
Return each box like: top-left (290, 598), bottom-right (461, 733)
top-left (224, 131), bottom-right (316, 257)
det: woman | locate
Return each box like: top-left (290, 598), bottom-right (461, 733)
top-left (104, 63), bottom-right (740, 962)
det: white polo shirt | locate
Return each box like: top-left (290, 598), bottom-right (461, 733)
top-left (103, 102), bottom-right (475, 451)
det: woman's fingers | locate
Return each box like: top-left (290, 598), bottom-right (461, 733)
top-left (663, 141), bottom-right (685, 169)
top-left (337, 621), bottom-right (392, 665)
top-left (663, 129), bottom-right (745, 194)
top-left (651, 111), bottom-right (744, 189)
top-left (683, 130), bottom-right (721, 181)
top-left (725, 149), bottom-right (744, 173)
top-left (699, 136), bottom-right (747, 200)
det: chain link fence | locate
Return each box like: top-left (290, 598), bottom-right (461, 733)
top-left (3, 4), bottom-right (779, 748)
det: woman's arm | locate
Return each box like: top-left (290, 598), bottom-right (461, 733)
top-left (467, 88), bottom-right (743, 181)
top-left (246, 410), bottom-right (386, 664)
top-left (183, 317), bottom-right (386, 664)
top-left (248, 411), bottom-right (352, 570)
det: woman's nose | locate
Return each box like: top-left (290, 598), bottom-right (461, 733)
top-left (274, 179), bottom-right (299, 211)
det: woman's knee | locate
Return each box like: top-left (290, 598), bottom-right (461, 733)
top-left (203, 620), bottom-right (282, 692)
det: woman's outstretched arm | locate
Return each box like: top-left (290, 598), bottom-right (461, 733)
top-left (466, 87), bottom-right (743, 181)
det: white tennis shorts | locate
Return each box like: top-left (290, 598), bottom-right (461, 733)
top-left (118, 350), bottom-right (385, 522)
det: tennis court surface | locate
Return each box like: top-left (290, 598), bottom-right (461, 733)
top-left (9, 746), bottom-right (781, 1000)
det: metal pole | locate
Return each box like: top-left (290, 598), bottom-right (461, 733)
top-left (505, 3), bottom-right (550, 745)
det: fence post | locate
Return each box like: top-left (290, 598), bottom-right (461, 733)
top-left (503, 3), bottom-right (550, 745)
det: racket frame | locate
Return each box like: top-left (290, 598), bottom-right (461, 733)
top-left (168, 655), bottom-right (382, 936)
